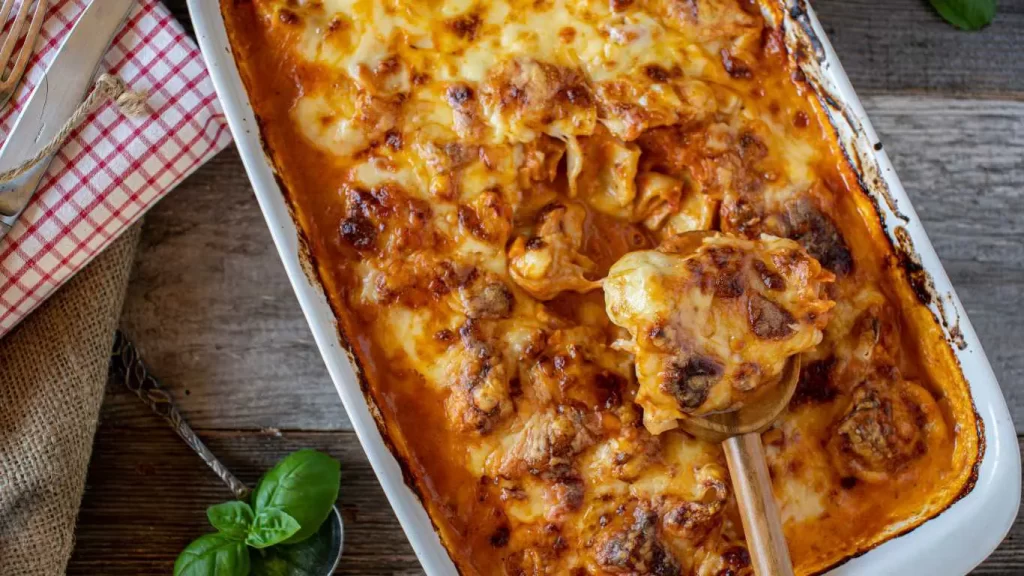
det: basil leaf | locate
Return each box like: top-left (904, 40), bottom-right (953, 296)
top-left (250, 513), bottom-right (334, 576)
top-left (174, 533), bottom-right (251, 576)
top-left (929, 0), bottom-right (996, 30)
top-left (207, 501), bottom-right (255, 540)
top-left (246, 508), bottom-right (302, 549)
top-left (251, 449), bottom-right (340, 543)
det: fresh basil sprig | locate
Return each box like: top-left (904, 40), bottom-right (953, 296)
top-left (250, 513), bottom-right (335, 576)
top-left (175, 534), bottom-right (250, 576)
top-left (174, 449), bottom-right (341, 576)
top-left (929, 0), bottom-right (996, 30)
top-left (246, 508), bottom-right (302, 549)
top-left (207, 501), bottom-right (255, 541)
top-left (251, 450), bottom-right (340, 544)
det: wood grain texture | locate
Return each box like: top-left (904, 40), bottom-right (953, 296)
top-left (865, 98), bottom-right (1024, 426)
top-left (724, 434), bottom-right (794, 576)
top-left (811, 0), bottom-right (1024, 99)
top-left (106, 150), bottom-right (351, 431)
top-left (68, 426), bottom-right (421, 575)
top-left (162, 0), bottom-right (1024, 98)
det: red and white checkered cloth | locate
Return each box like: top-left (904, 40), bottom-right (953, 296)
top-left (0, 0), bottom-right (231, 337)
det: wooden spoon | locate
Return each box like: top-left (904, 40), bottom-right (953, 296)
top-left (678, 356), bottom-right (800, 576)
top-left (665, 230), bottom-right (799, 576)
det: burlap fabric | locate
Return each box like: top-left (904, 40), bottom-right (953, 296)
top-left (0, 222), bottom-right (141, 575)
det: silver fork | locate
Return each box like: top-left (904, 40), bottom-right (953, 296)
top-left (0, 0), bottom-right (47, 110)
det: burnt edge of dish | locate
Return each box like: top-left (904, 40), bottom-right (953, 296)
top-left (785, 1), bottom-right (984, 573)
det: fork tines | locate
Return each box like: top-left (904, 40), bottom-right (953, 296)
top-left (0, 0), bottom-right (46, 105)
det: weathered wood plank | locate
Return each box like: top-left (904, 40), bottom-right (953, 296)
top-left (107, 150), bottom-right (351, 431)
top-left (863, 97), bottom-right (1024, 428)
top-left (68, 426), bottom-right (421, 575)
top-left (100, 97), bottom-right (1024, 432)
top-left (163, 0), bottom-right (1024, 98)
top-left (812, 0), bottom-right (1024, 99)
top-left (65, 419), bottom-right (1024, 574)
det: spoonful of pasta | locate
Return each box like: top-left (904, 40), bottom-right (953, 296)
top-left (603, 231), bottom-right (835, 576)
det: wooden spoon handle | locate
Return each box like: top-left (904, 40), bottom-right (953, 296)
top-left (723, 432), bottom-right (794, 576)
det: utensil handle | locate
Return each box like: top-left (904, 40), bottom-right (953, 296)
top-left (110, 330), bottom-right (251, 501)
top-left (723, 432), bottom-right (794, 576)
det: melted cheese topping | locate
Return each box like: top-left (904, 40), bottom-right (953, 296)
top-left (604, 234), bottom-right (834, 434)
top-left (222, 0), bottom-right (980, 574)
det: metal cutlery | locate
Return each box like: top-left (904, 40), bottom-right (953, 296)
top-left (110, 331), bottom-right (345, 574)
top-left (0, 0), bottom-right (134, 241)
top-left (0, 0), bottom-right (47, 110)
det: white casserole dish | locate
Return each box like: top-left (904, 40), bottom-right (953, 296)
top-left (186, 1), bottom-right (1020, 573)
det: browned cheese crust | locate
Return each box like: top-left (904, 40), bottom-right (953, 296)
top-left (220, 0), bottom-right (981, 574)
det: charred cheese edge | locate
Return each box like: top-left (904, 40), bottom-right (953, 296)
top-left (221, 0), bottom-right (981, 574)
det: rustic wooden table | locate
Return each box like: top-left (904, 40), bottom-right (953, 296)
top-left (67, 0), bottom-right (1024, 573)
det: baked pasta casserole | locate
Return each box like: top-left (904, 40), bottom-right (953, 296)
top-left (221, 0), bottom-right (981, 573)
